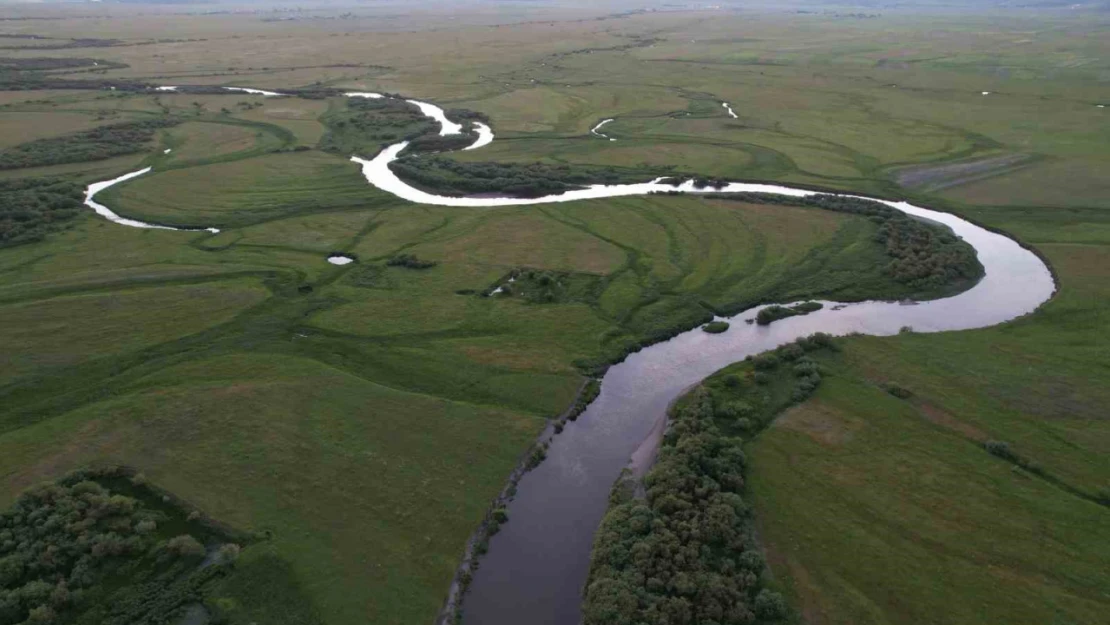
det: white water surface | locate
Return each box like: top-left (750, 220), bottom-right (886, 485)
top-left (722, 102), bottom-right (738, 118)
top-left (465, 122), bottom-right (495, 150)
top-left (225, 86), bottom-right (285, 97)
top-left (327, 255), bottom-right (355, 266)
top-left (103, 89), bottom-right (1055, 341)
top-left (406, 99), bottom-right (463, 135)
top-left (590, 118), bottom-right (616, 141)
top-left (84, 169), bottom-right (219, 233)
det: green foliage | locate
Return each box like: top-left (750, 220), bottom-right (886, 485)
top-left (525, 443), bottom-right (549, 471)
top-left (490, 268), bottom-right (605, 305)
top-left (583, 390), bottom-right (768, 625)
top-left (755, 301), bottom-right (822, 326)
top-left (0, 178), bottom-right (84, 248)
top-left (702, 321), bottom-right (730, 334)
top-left (567, 379), bottom-right (602, 422)
top-left (0, 119), bottom-right (179, 170)
top-left (390, 156), bottom-right (651, 198)
top-left (710, 193), bottom-right (983, 294)
top-left (0, 474), bottom-right (237, 625)
top-left (883, 382), bottom-right (913, 399)
top-left (584, 335), bottom-right (839, 625)
top-left (319, 97), bottom-right (435, 155)
top-left (385, 253), bottom-right (437, 269)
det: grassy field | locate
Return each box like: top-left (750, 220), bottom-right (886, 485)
top-left (0, 184), bottom-right (927, 624)
top-left (0, 3), bottom-right (1107, 624)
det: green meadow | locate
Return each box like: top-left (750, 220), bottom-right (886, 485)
top-left (0, 3), bottom-right (1107, 624)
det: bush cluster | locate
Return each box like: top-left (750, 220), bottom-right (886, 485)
top-left (566, 379), bottom-right (601, 422)
top-left (707, 192), bottom-right (983, 292)
top-left (319, 97), bottom-right (436, 153)
top-left (702, 321), bottom-right (730, 334)
top-left (583, 390), bottom-right (786, 625)
top-left (385, 254), bottom-right (436, 269)
top-left (0, 118), bottom-right (179, 170)
top-left (582, 335), bottom-right (841, 625)
top-left (390, 156), bottom-right (646, 198)
top-left (755, 301), bottom-right (822, 326)
top-left (0, 476), bottom-right (237, 625)
top-left (0, 178), bottom-right (84, 248)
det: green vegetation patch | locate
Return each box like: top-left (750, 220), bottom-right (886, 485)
top-left (709, 193), bottom-right (983, 297)
top-left (386, 253), bottom-right (437, 270)
top-left (0, 177), bottom-right (83, 248)
top-left (390, 156), bottom-right (654, 198)
top-left (485, 268), bottom-right (605, 305)
top-left (583, 335), bottom-right (838, 625)
top-left (0, 119), bottom-right (179, 171)
top-left (702, 320), bottom-right (730, 334)
top-left (0, 469), bottom-right (244, 625)
top-left (100, 151), bottom-right (388, 228)
top-left (755, 301), bottom-right (822, 326)
top-left (319, 97), bottom-right (435, 155)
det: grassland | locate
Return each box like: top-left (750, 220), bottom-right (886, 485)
top-left (0, 3), bottom-right (1107, 625)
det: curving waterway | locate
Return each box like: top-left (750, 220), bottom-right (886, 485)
top-left (83, 89), bottom-right (1055, 625)
top-left (459, 210), bottom-right (1053, 625)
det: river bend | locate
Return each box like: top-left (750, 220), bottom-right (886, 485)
top-left (81, 88), bottom-right (1055, 625)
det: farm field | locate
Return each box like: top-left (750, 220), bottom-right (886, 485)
top-left (0, 2), bottom-right (1107, 625)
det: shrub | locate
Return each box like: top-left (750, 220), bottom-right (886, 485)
top-left (0, 177), bottom-right (84, 248)
top-left (0, 118), bottom-right (180, 170)
top-left (756, 305), bottom-right (791, 326)
top-left (705, 192), bottom-right (983, 294)
top-left (883, 382), bottom-right (913, 399)
top-left (702, 321), bottom-right (730, 334)
top-left (752, 354), bottom-right (779, 371)
top-left (983, 440), bottom-right (1012, 459)
top-left (792, 359), bottom-right (819, 377)
top-left (525, 444), bottom-right (548, 470)
top-left (0, 475), bottom-right (229, 625)
top-left (754, 589), bottom-right (788, 621)
top-left (389, 154), bottom-right (653, 198)
top-left (778, 344), bottom-right (805, 361)
top-left (165, 535), bottom-right (206, 560)
top-left (757, 302), bottom-right (823, 326)
top-left (715, 401), bottom-right (752, 420)
top-left (217, 543), bottom-right (241, 565)
top-left (386, 253), bottom-right (437, 269)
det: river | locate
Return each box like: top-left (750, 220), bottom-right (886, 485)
top-left (84, 88), bottom-right (1055, 625)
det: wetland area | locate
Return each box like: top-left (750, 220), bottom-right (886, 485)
top-left (0, 2), bottom-right (1107, 625)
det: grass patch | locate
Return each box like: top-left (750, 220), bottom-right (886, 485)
top-left (100, 151), bottom-right (390, 228)
top-left (702, 320), bottom-right (730, 333)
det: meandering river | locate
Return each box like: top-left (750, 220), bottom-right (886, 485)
top-left (84, 88), bottom-right (1055, 625)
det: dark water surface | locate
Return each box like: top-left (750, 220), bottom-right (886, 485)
top-left (461, 203), bottom-right (1053, 625)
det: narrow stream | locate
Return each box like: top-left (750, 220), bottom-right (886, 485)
top-left (83, 89), bottom-right (1055, 625)
top-left (590, 118), bottom-right (616, 141)
top-left (84, 168), bottom-right (219, 233)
